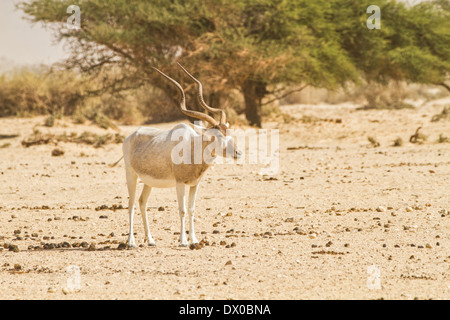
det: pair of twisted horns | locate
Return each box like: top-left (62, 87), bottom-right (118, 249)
top-left (153, 63), bottom-right (226, 128)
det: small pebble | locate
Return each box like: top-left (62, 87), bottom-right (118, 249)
top-left (62, 288), bottom-right (71, 295)
top-left (51, 148), bottom-right (64, 157)
top-left (117, 243), bottom-right (127, 250)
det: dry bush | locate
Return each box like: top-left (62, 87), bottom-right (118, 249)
top-left (437, 134), bottom-right (448, 143)
top-left (21, 129), bottom-right (124, 148)
top-left (137, 86), bottom-right (184, 124)
top-left (392, 137), bottom-right (404, 147)
top-left (277, 81), bottom-right (449, 107)
top-left (431, 106), bottom-right (449, 122)
top-left (368, 136), bottom-right (380, 148)
top-left (355, 82), bottom-right (414, 110)
top-left (0, 67), bottom-right (86, 117)
top-left (0, 67), bottom-right (186, 126)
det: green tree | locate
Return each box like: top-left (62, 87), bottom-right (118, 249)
top-left (19, 0), bottom-right (450, 126)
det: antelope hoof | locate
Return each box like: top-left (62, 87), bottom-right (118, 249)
top-left (179, 241), bottom-right (189, 247)
top-left (127, 236), bottom-right (136, 248)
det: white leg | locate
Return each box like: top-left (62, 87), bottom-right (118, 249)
top-left (188, 184), bottom-right (200, 244)
top-left (126, 168), bottom-right (138, 248)
top-left (139, 184), bottom-right (155, 246)
top-left (176, 182), bottom-right (188, 247)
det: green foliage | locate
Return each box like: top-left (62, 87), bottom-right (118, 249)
top-left (12, 0), bottom-right (450, 126)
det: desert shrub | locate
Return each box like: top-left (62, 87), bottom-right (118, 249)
top-left (368, 136), bottom-right (380, 148)
top-left (437, 134), bottom-right (448, 143)
top-left (392, 137), bottom-right (404, 147)
top-left (431, 106), bottom-right (449, 122)
top-left (356, 81), bottom-right (415, 110)
top-left (0, 67), bottom-right (185, 125)
top-left (0, 67), bottom-right (86, 117)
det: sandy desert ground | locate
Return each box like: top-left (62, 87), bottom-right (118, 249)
top-left (0, 98), bottom-right (449, 300)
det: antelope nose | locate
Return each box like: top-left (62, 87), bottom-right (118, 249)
top-left (234, 150), bottom-right (243, 159)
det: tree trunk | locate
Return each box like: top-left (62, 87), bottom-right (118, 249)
top-left (242, 79), bottom-right (267, 127)
top-left (440, 82), bottom-right (450, 93)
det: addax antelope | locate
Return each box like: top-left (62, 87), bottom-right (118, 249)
top-left (122, 64), bottom-right (242, 248)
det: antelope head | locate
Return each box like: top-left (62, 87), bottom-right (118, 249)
top-left (153, 65), bottom-right (242, 161)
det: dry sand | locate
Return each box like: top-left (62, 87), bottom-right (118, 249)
top-left (0, 98), bottom-right (449, 300)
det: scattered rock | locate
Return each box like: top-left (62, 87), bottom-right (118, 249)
top-left (62, 288), bottom-right (71, 295)
top-left (189, 243), bottom-right (204, 250)
top-left (117, 243), bottom-right (127, 250)
top-left (51, 148), bottom-right (64, 157)
top-left (62, 242), bottom-right (71, 248)
top-left (8, 244), bottom-right (19, 252)
top-left (294, 227), bottom-right (307, 235)
top-left (43, 243), bottom-right (55, 250)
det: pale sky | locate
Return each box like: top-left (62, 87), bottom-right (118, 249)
top-left (0, 0), bottom-right (66, 71)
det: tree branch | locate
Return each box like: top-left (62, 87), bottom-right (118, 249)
top-left (439, 82), bottom-right (450, 92)
top-left (261, 84), bottom-right (309, 106)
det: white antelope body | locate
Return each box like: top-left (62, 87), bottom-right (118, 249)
top-left (123, 64), bottom-right (241, 247)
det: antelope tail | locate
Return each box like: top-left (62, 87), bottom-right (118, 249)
top-left (109, 156), bottom-right (124, 168)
